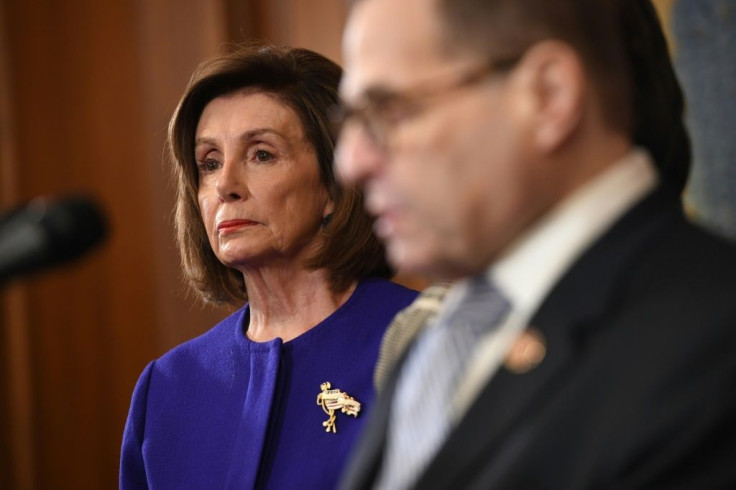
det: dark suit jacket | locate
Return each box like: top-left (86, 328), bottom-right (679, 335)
top-left (340, 187), bottom-right (736, 489)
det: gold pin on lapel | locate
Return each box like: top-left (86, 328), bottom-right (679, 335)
top-left (316, 382), bottom-right (361, 433)
top-left (504, 327), bottom-right (547, 374)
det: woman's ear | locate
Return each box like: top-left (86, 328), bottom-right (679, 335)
top-left (511, 40), bottom-right (586, 153)
top-left (322, 200), bottom-right (335, 228)
top-left (321, 212), bottom-right (334, 228)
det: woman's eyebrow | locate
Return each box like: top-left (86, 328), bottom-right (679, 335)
top-left (195, 128), bottom-right (286, 147)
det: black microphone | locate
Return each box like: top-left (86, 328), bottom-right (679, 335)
top-left (0, 195), bottom-right (108, 284)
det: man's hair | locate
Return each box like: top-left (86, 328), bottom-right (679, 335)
top-left (169, 43), bottom-right (392, 305)
top-left (436, 0), bottom-right (690, 192)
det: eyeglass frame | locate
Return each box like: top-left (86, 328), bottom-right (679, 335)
top-left (331, 56), bottom-right (521, 151)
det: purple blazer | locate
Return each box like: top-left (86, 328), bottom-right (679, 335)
top-left (120, 277), bottom-right (417, 489)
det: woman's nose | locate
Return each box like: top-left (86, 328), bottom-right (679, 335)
top-left (215, 159), bottom-right (248, 202)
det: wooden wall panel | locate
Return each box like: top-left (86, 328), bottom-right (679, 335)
top-left (226, 0), bottom-right (348, 63)
top-left (0, 0), bottom-right (231, 488)
top-left (0, 2), bottom-right (34, 487)
top-left (2, 0), bottom-right (161, 486)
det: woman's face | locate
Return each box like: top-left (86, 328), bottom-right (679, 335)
top-left (194, 90), bottom-right (332, 272)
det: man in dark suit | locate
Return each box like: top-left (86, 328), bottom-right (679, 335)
top-left (334, 0), bottom-right (736, 488)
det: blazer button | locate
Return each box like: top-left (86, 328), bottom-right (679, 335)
top-left (504, 327), bottom-right (546, 374)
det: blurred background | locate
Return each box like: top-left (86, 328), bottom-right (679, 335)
top-left (0, 0), bottom-right (733, 488)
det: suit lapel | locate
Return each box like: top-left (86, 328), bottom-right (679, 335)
top-left (414, 187), bottom-right (684, 489)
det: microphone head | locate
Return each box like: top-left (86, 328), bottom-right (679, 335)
top-left (0, 195), bottom-right (109, 284)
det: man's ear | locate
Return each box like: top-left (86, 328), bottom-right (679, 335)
top-left (511, 41), bottom-right (585, 153)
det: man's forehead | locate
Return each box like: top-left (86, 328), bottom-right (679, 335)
top-left (340, 0), bottom-right (448, 100)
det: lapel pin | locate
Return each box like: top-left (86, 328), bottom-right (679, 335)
top-left (316, 382), bottom-right (361, 433)
top-left (504, 327), bottom-right (547, 374)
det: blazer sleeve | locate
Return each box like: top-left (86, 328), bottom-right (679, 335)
top-left (120, 361), bottom-right (155, 490)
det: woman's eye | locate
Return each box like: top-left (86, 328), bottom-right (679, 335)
top-left (197, 158), bottom-right (220, 173)
top-left (254, 149), bottom-right (274, 162)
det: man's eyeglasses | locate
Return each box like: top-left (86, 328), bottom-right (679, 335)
top-left (331, 57), bottom-right (520, 150)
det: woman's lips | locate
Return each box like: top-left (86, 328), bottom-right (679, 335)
top-left (217, 219), bottom-right (257, 233)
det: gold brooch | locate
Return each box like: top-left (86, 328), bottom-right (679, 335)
top-left (316, 381), bottom-right (361, 433)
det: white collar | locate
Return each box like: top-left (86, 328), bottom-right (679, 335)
top-left (486, 147), bottom-right (659, 319)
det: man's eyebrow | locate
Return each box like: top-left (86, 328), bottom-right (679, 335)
top-left (345, 87), bottom-right (401, 107)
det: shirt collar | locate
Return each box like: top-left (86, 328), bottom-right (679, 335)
top-left (487, 147), bottom-right (659, 319)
